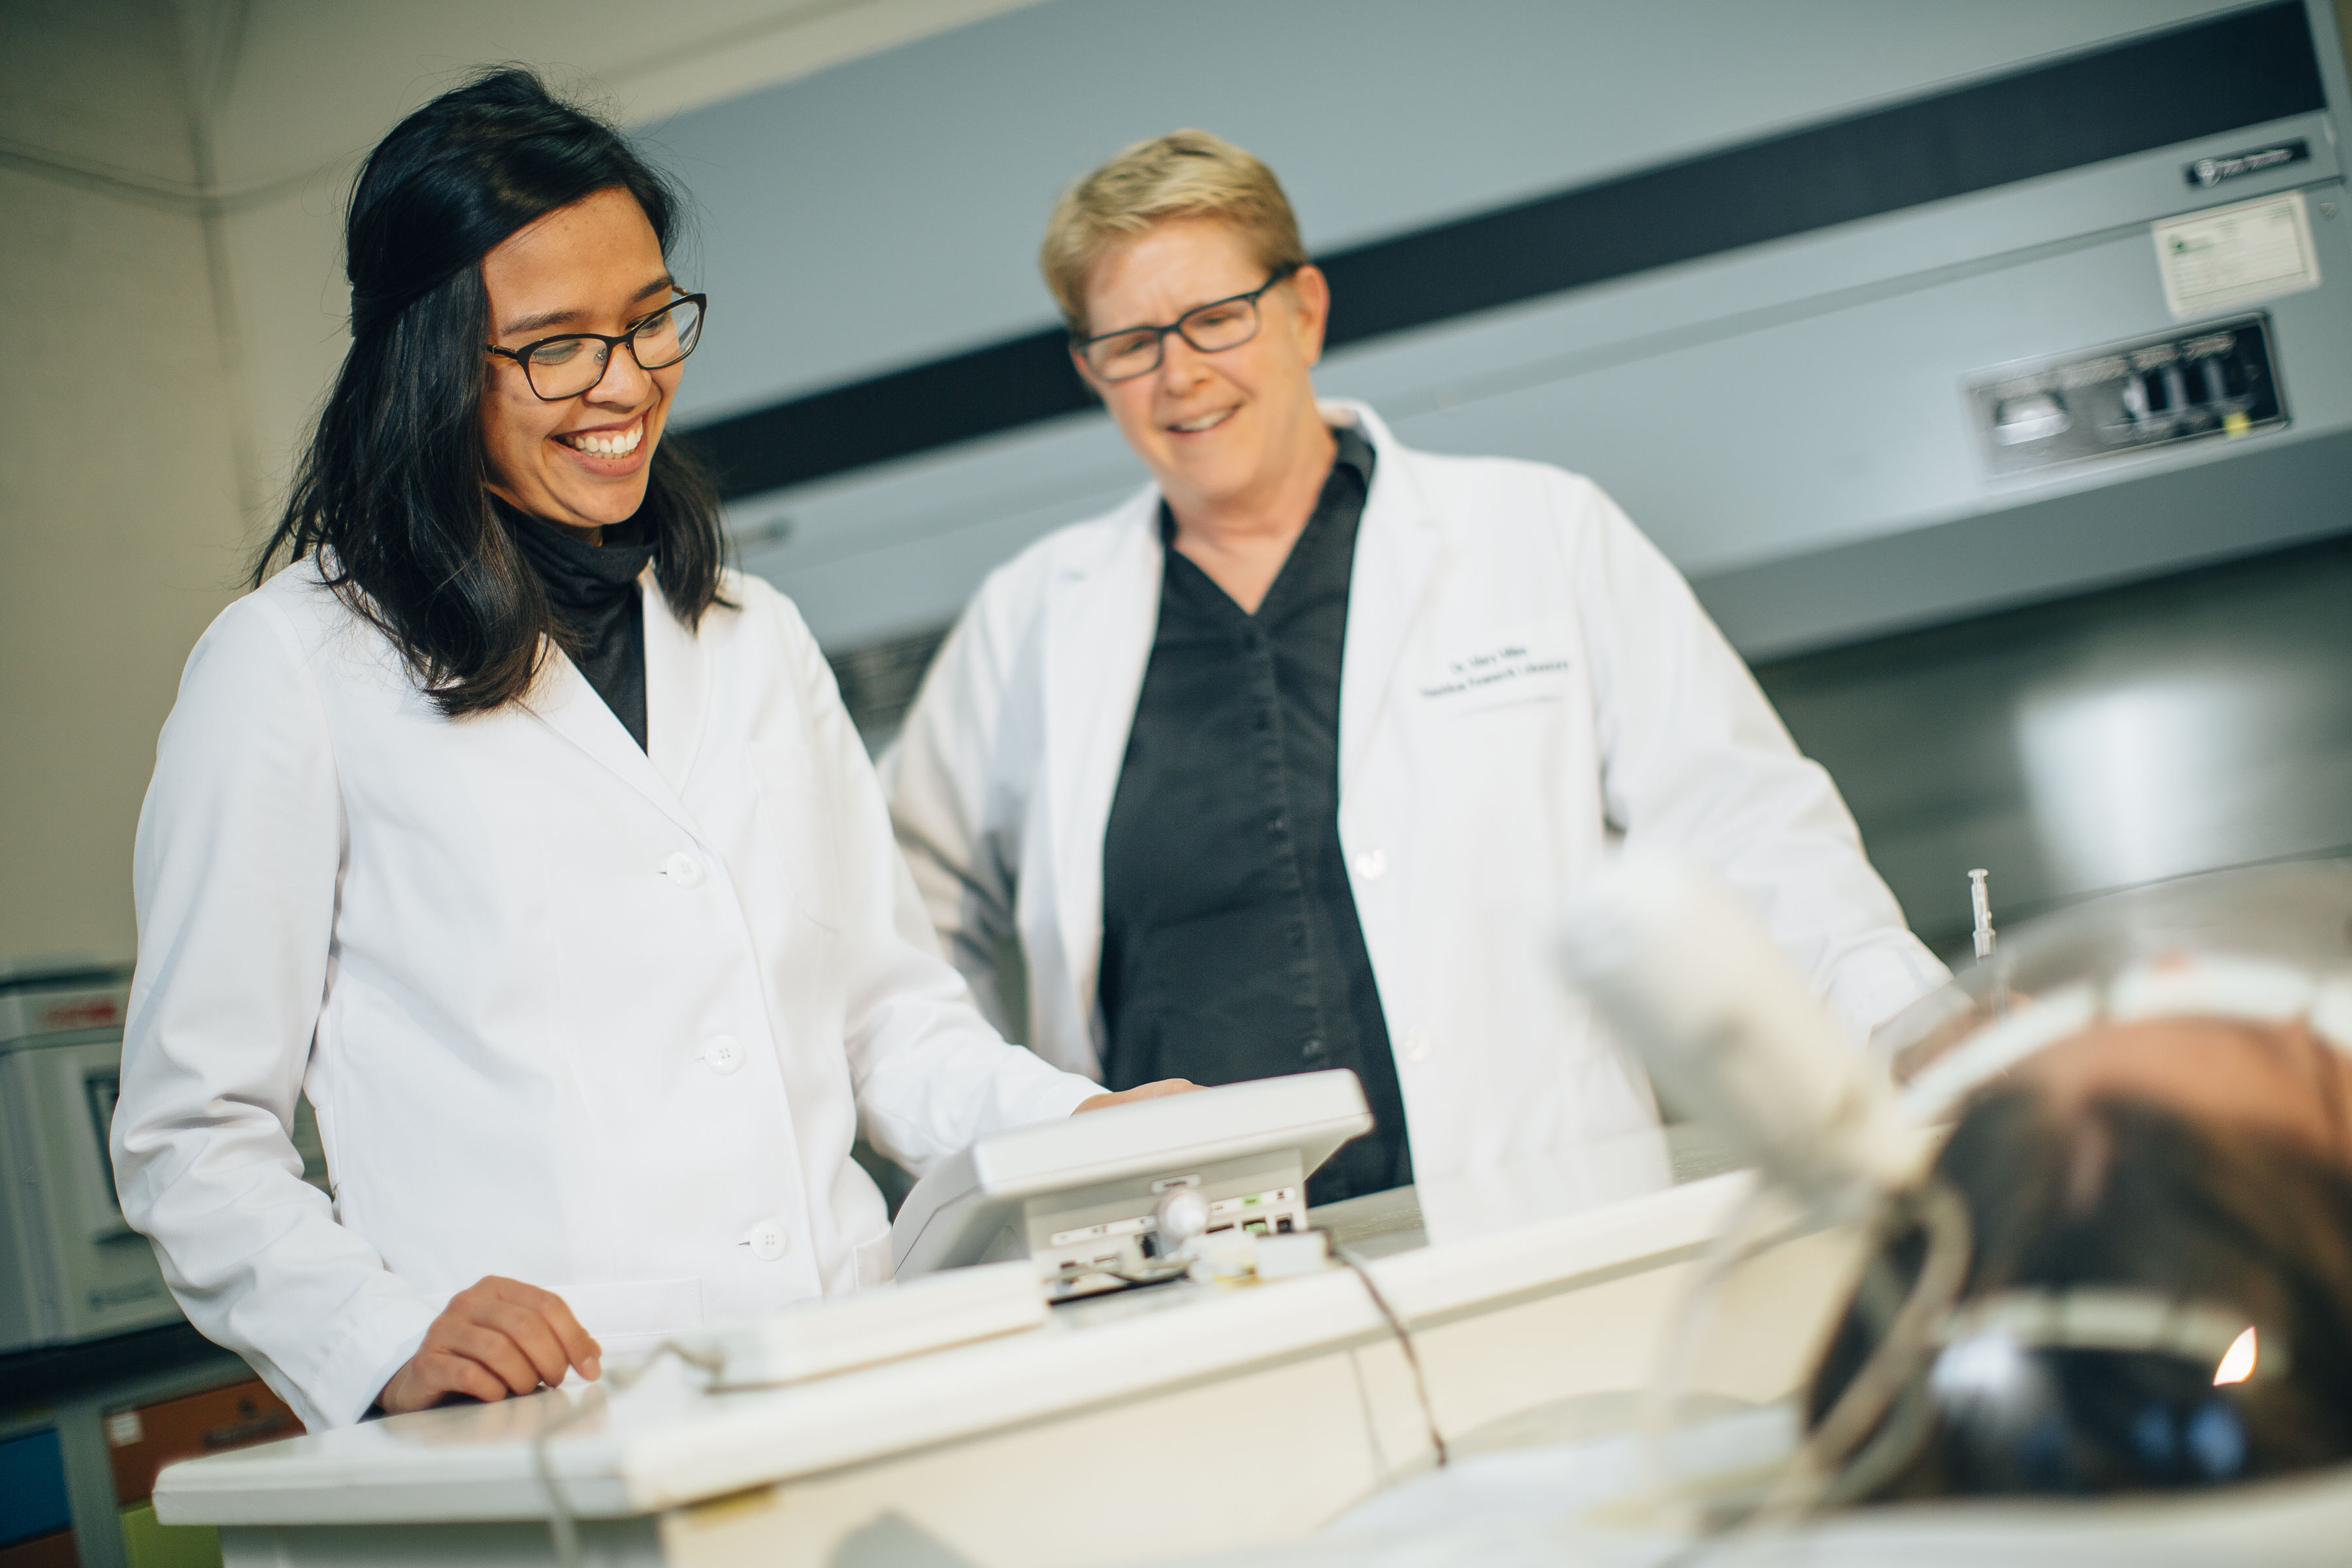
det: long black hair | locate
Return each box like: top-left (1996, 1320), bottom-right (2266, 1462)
top-left (254, 67), bottom-right (724, 717)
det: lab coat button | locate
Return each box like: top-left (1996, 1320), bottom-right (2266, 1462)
top-left (747, 1221), bottom-right (789, 1261)
top-left (1401, 1030), bottom-right (1435, 1064)
top-left (664, 852), bottom-right (706, 888)
top-left (1353, 849), bottom-right (1388, 881)
top-left (703, 1035), bottom-right (744, 1075)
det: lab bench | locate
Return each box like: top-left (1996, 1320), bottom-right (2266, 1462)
top-left (152, 1130), bottom-right (1842, 1568)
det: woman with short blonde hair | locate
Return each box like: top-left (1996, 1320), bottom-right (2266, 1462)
top-left (889, 129), bottom-right (1947, 1205)
top-left (1039, 128), bottom-right (1307, 331)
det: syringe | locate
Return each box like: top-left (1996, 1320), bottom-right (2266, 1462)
top-left (1968, 868), bottom-right (2006, 1017)
top-left (1968, 869), bottom-right (1995, 962)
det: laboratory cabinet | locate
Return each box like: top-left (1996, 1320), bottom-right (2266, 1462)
top-left (2, 1361), bottom-right (301, 1568)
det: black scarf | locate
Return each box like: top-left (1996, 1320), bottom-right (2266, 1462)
top-left (497, 495), bottom-right (657, 751)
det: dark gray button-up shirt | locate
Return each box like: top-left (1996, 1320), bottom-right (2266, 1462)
top-left (1098, 425), bottom-right (1411, 1205)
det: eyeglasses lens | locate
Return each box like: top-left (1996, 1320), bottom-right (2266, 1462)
top-left (523, 299), bottom-right (704, 399)
top-left (1086, 330), bottom-right (1164, 382)
top-left (634, 298), bottom-right (702, 370)
top-left (522, 338), bottom-right (602, 400)
top-left (1083, 294), bottom-right (1263, 382)
top-left (1179, 299), bottom-right (1259, 353)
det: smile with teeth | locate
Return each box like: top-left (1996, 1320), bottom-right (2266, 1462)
top-left (560, 421), bottom-right (643, 457)
top-left (1169, 408), bottom-right (1233, 434)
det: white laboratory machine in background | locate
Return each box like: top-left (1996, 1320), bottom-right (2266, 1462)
top-left (1, 960), bottom-right (331, 1356)
top-left (0, 960), bottom-right (178, 1352)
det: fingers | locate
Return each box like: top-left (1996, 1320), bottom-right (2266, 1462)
top-left (423, 1349), bottom-right (510, 1405)
top-left (485, 1278), bottom-right (602, 1382)
top-left (377, 1277), bottom-right (610, 1415)
top-left (1072, 1079), bottom-right (1205, 1113)
top-left (378, 1347), bottom-right (508, 1414)
top-left (472, 1299), bottom-right (576, 1391)
top-left (441, 1318), bottom-right (547, 1396)
top-left (459, 1316), bottom-right (569, 1401)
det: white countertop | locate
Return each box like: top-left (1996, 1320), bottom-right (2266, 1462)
top-left (158, 1135), bottom-right (1742, 1527)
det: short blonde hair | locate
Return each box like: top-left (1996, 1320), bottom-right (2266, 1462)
top-left (1040, 129), bottom-right (1307, 333)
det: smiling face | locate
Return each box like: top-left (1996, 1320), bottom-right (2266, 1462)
top-left (478, 186), bottom-right (682, 538)
top-left (1076, 217), bottom-right (1331, 525)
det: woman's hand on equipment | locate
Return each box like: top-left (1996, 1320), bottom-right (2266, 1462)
top-left (377, 1276), bottom-right (602, 1414)
top-left (1073, 1078), bottom-right (1200, 1114)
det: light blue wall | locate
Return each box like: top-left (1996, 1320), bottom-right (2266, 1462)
top-left (644, 0), bottom-right (2352, 656)
top-left (651, 0), bottom-right (2231, 423)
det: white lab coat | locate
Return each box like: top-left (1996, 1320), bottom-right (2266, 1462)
top-left (114, 558), bottom-right (1098, 1430)
top-left (887, 402), bottom-right (1948, 1181)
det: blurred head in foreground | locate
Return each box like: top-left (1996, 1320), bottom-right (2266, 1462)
top-left (1808, 866), bottom-right (2352, 1501)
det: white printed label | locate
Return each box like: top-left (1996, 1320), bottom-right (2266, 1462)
top-left (2153, 191), bottom-right (2320, 319)
top-left (106, 1411), bottom-right (144, 1447)
top-left (1207, 1187), bottom-right (1299, 1218)
top-left (1049, 1214), bottom-right (1153, 1249)
top-left (1420, 623), bottom-right (1574, 710)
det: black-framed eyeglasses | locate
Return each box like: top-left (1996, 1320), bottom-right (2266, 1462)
top-left (485, 293), bottom-right (708, 401)
top-left (1071, 264), bottom-right (1299, 383)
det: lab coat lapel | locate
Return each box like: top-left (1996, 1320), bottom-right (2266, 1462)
top-left (1335, 404), bottom-right (1454, 797)
top-left (1041, 494), bottom-right (1163, 1038)
top-left (640, 569), bottom-right (711, 797)
top-left (527, 593), bottom-right (707, 844)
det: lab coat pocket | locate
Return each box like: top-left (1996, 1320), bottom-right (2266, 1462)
top-left (1417, 618), bottom-right (1575, 718)
top-left (749, 739), bottom-right (843, 929)
top-left (559, 1277), bottom-right (706, 1362)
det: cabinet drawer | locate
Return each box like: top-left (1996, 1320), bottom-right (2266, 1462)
top-left (106, 1379), bottom-right (302, 1505)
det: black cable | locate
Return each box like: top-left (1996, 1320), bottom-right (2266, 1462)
top-left (1324, 1233), bottom-right (1448, 1469)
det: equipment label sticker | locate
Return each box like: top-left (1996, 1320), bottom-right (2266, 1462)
top-left (2153, 191), bottom-right (2321, 319)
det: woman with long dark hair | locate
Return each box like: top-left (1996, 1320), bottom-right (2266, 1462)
top-left (111, 69), bottom-right (1172, 1430)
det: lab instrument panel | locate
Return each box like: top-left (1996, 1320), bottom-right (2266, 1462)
top-left (890, 1070), bottom-right (1370, 1299)
top-left (1970, 315), bottom-right (2287, 475)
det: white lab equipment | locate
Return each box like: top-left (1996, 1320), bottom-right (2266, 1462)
top-left (890, 1070), bottom-right (1371, 1297)
top-left (1558, 858), bottom-right (1920, 1203)
top-left (0, 960), bottom-right (180, 1351)
top-left (669, 1261), bottom-right (1048, 1390)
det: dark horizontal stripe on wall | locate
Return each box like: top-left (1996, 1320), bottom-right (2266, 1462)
top-left (1320, 1), bottom-right (2323, 344)
top-left (686, 329), bottom-right (1089, 502)
top-left (687, 1), bottom-right (2325, 500)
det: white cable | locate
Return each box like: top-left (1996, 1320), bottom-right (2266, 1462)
top-left (529, 1341), bottom-right (725, 1568)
